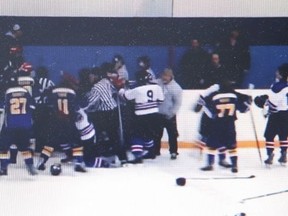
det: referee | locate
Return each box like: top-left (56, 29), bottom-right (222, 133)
top-left (83, 62), bottom-right (127, 162)
top-left (33, 66), bottom-right (55, 152)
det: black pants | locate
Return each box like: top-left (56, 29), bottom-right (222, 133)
top-left (154, 114), bottom-right (179, 155)
top-left (33, 105), bottom-right (54, 152)
top-left (89, 109), bottom-right (127, 161)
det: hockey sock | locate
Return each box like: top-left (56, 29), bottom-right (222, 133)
top-left (280, 141), bottom-right (288, 155)
top-left (207, 154), bottom-right (215, 166)
top-left (73, 147), bottom-right (84, 164)
top-left (21, 151), bottom-right (34, 165)
top-left (143, 140), bottom-right (155, 159)
top-left (40, 146), bottom-right (54, 164)
top-left (206, 148), bottom-right (216, 166)
top-left (60, 143), bottom-right (72, 154)
top-left (0, 151), bottom-right (9, 171)
top-left (131, 145), bottom-right (143, 158)
top-left (218, 146), bottom-right (226, 161)
top-left (228, 148), bottom-right (238, 167)
top-left (9, 145), bottom-right (18, 163)
top-left (131, 137), bottom-right (145, 159)
top-left (265, 142), bottom-right (274, 156)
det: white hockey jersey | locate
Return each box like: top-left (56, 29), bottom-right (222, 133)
top-left (75, 108), bottom-right (95, 140)
top-left (267, 81), bottom-right (288, 113)
top-left (119, 84), bottom-right (164, 115)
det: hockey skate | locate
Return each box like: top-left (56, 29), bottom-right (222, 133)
top-left (231, 166), bottom-right (238, 173)
top-left (37, 163), bottom-right (46, 171)
top-left (0, 169), bottom-right (8, 176)
top-left (26, 164), bottom-right (38, 176)
top-left (218, 160), bottom-right (232, 168)
top-left (170, 153), bottom-right (178, 160)
top-left (264, 153), bottom-right (274, 167)
top-left (126, 157), bottom-right (143, 164)
top-left (60, 153), bottom-right (73, 163)
top-left (278, 153), bottom-right (287, 166)
top-left (200, 165), bottom-right (213, 171)
top-left (74, 164), bottom-right (87, 172)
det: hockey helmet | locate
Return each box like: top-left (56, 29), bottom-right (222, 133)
top-left (278, 63), bottom-right (288, 81)
top-left (135, 70), bottom-right (152, 85)
top-left (50, 163), bottom-right (62, 176)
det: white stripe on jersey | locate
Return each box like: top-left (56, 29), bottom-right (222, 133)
top-left (6, 87), bottom-right (28, 94)
top-left (75, 108), bottom-right (95, 140)
top-left (212, 93), bottom-right (237, 101)
top-left (52, 88), bottom-right (76, 95)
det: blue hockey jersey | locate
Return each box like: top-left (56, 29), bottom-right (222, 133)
top-left (199, 84), bottom-right (251, 120)
top-left (48, 87), bottom-right (77, 119)
top-left (5, 86), bottom-right (35, 128)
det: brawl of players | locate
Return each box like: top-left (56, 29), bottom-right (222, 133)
top-left (0, 24), bottom-right (287, 177)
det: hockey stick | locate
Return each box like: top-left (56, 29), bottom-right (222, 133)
top-left (176, 175), bottom-right (255, 186)
top-left (184, 175), bottom-right (255, 180)
top-left (247, 85), bottom-right (263, 164)
top-left (116, 95), bottom-right (124, 147)
top-left (249, 99), bottom-right (263, 164)
top-left (240, 189), bottom-right (288, 203)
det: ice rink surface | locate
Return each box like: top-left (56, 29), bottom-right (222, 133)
top-left (0, 148), bottom-right (287, 216)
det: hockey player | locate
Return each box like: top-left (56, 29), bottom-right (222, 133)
top-left (254, 63), bottom-right (288, 166)
top-left (37, 79), bottom-right (86, 172)
top-left (119, 70), bottom-right (164, 163)
top-left (137, 56), bottom-right (156, 82)
top-left (193, 104), bottom-right (232, 168)
top-left (0, 78), bottom-right (37, 176)
top-left (197, 79), bottom-right (251, 173)
top-left (9, 62), bottom-right (35, 164)
top-left (76, 108), bottom-right (121, 168)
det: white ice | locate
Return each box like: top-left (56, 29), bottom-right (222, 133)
top-left (0, 148), bottom-right (287, 216)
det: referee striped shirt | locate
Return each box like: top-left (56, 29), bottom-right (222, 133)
top-left (38, 77), bottom-right (55, 93)
top-left (35, 77), bottom-right (55, 104)
top-left (85, 78), bottom-right (117, 111)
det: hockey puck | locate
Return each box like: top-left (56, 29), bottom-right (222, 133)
top-left (176, 177), bottom-right (186, 186)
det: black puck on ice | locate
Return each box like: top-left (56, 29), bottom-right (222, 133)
top-left (176, 177), bottom-right (186, 186)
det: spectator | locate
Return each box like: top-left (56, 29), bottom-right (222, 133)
top-left (154, 68), bottom-right (183, 159)
top-left (200, 53), bottom-right (228, 88)
top-left (217, 29), bottom-right (251, 88)
top-left (0, 24), bottom-right (24, 72)
top-left (179, 39), bottom-right (209, 89)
